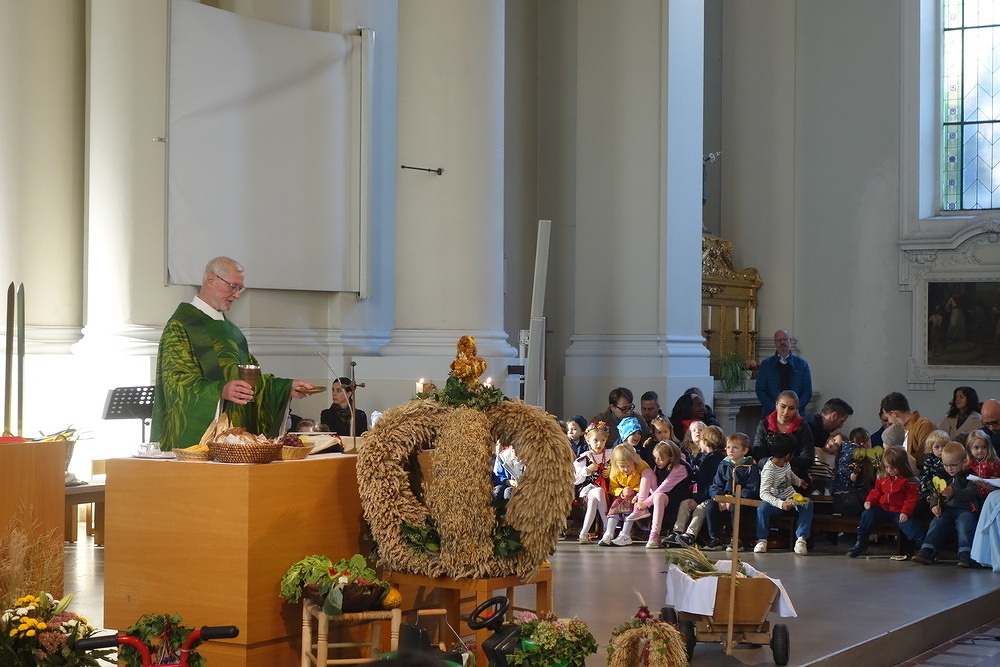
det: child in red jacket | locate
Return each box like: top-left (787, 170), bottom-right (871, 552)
top-left (847, 447), bottom-right (926, 558)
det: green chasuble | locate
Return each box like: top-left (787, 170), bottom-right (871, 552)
top-left (150, 302), bottom-right (293, 450)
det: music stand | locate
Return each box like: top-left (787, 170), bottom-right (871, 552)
top-left (103, 386), bottom-right (155, 442)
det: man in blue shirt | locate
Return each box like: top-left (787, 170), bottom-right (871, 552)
top-left (755, 329), bottom-right (812, 416)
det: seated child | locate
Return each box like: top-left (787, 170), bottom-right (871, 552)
top-left (755, 433), bottom-right (814, 555)
top-left (566, 415), bottom-right (588, 457)
top-left (912, 442), bottom-right (983, 567)
top-left (629, 440), bottom-right (693, 549)
top-left (617, 417), bottom-right (644, 449)
top-left (919, 430), bottom-right (949, 505)
top-left (966, 430), bottom-right (1000, 499)
top-left (831, 427), bottom-right (877, 516)
top-left (600, 443), bottom-right (655, 546)
top-left (666, 425), bottom-right (727, 549)
top-left (847, 447), bottom-right (926, 557)
top-left (678, 420), bottom-right (707, 462)
top-left (492, 443), bottom-right (524, 504)
top-left (709, 432), bottom-right (761, 548)
top-left (573, 421), bottom-right (612, 543)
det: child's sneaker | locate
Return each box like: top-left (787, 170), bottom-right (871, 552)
top-left (753, 539), bottom-right (768, 553)
top-left (627, 507), bottom-right (651, 521)
top-left (598, 538), bottom-right (612, 547)
top-left (578, 534), bottom-right (593, 544)
top-left (645, 538), bottom-right (660, 549)
top-left (846, 540), bottom-right (868, 558)
top-left (794, 537), bottom-right (808, 555)
top-left (611, 534), bottom-right (633, 547)
top-left (957, 553), bottom-right (978, 568)
top-left (724, 539), bottom-right (742, 552)
top-left (675, 532), bottom-right (695, 547)
top-left (704, 537), bottom-right (726, 551)
top-left (911, 548), bottom-right (938, 565)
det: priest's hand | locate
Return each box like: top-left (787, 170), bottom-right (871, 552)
top-left (222, 380), bottom-right (254, 404)
top-left (290, 380), bottom-right (315, 398)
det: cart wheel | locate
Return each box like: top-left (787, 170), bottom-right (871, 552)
top-left (679, 620), bottom-right (697, 659)
top-left (660, 607), bottom-right (678, 624)
top-left (770, 623), bottom-right (790, 665)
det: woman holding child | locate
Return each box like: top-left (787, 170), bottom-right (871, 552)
top-left (752, 390), bottom-right (815, 481)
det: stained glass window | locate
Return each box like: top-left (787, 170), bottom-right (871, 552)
top-left (941, 0), bottom-right (1000, 210)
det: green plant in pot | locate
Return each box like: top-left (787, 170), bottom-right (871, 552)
top-left (718, 351), bottom-right (753, 393)
top-left (508, 611), bottom-right (597, 667)
top-left (280, 554), bottom-right (388, 616)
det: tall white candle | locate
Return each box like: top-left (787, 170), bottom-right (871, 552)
top-left (707, 306), bottom-right (713, 329)
top-left (735, 307), bottom-right (740, 327)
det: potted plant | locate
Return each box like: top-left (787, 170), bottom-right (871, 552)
top-left (279, 554), bottom-right (388, 616)
top-left (120, 613), bottom-right (204, 667)
top-left (718, 352), bottom-right (756, 393)
top-left (0, 592), bottom-right (113, 667)
top-left (508, 611), bottom-right (597, 667)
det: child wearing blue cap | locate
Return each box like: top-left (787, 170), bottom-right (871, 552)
top-left (617, 416), bottom-right (643, 447)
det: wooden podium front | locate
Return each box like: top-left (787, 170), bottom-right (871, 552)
top-left (104, 454), bottom-right (364, 667)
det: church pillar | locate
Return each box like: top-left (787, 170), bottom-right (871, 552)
top-left (371, 0), bottom-right (516, 390)
top-left (564, 0), bottom-right (711, 413)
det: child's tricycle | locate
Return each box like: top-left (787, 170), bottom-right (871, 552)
top-left (75, 625), bottom-right (239, 666)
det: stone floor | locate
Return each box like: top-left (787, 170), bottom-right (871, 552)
top-left (66, 526), bottom-right (1000, 666)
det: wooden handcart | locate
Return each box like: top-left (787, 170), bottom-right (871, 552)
top-left (662, 486), bottom-right (792, 665)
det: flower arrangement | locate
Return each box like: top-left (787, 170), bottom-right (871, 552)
top-left (851, 445), bottom-right (884, 475)
top-left (0, 592), bottom-right (111, 667)
top-left (279, 554), bottom-right (388, 616)
top-left (607, 593), bottom-right (687, 667)
top-left (508, 611), bottom-right (597, 667)
top-left (120, 613), bottom-right (204, 667)
top-left (417, 335), bottom-right (506, 410)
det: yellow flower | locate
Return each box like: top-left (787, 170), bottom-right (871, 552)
top-left (8, 629), bottom-right (16, 637)
top-left (26, 629), bottom-right (35, 637)
top-left (932, 476), bottom-right (948, 492)
top-left (37, 622), bottom-right (47, 630)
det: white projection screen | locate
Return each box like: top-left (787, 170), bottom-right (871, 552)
top-left (167, 0), bottom-right (367, 292)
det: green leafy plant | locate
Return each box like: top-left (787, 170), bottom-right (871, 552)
top-left (508, 611), bottom-right (597, 667)
top-left (279, 554), bottom-right (388, 616)
top-left (717, 351), bottom-right (750, 393)
top-left (418, 375), bottom-right (507, 410)
top-left (492, 504), bottom-right (523, 559)
top-left (0, 592), bottom-right (112, 667)
top-left (121, 613), bottom-right (203, 667)
top-left (401, 517), bottom-right (441, 554)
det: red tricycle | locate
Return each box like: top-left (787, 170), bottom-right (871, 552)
top-left (76, 625), bottom-right (239, 666)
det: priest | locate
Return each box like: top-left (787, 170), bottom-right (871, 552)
top-left (151, 256), bottom-right (314, 450)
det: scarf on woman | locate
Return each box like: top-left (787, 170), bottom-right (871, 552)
top-left (765, 410), bottom-right (803, 434)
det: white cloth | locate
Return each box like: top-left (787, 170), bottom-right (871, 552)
top-left (971, 490), bottom-right (1000, 573)
top-left (664, 561), bottom-right (797, 617)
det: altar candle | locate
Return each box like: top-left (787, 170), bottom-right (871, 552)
top-left (735, 307), bottom-right (740, 327)
top-left (707, 306), bottom-right (712, 329)
top-left (750, 305), bottom-right (756, 329)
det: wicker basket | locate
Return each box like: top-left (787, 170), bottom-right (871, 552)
top-left (208, 441), bottom-right (282, 464)
top-left (174, 448), bottom-right (212, 462)
top-left (281, 445), bottom-right (310, 460)
top-left (302, 583), bottom-right (387, 613)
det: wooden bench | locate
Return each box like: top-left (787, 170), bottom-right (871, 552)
top-left (772, 512), bottom-right (907, 554)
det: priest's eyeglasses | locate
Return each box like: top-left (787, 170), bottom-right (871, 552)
top-left (213, 273), bottom-right (246, 295)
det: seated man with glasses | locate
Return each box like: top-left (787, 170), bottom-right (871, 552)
top-left (591, 387), bottom-right (649, 445)
top-left (981, 399), bottom-right (1000, 451)
top-left (151, 256), bottom-right (315, 450)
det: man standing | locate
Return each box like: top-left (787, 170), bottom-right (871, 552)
top-left (755, 329), bottom-right (813, 415)
top-left (151, 257), bottom-right (314, 450)
top-left (880, 392), bottom-right (935, 468)
top-left (981, 399), bottom-right (1000, 451)
top-left (591, 387), bottom-right (649, 444)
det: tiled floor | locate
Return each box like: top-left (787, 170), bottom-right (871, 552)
top-left (65, 525), bottom-right (1000, 666)
top-left (902, 618), bottom-right (1000, 667)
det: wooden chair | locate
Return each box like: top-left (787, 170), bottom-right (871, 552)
top-left (301, 602), bottom-right (401, 666)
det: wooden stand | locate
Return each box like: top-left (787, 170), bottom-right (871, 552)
top-left (386, 568), bottom-right (554, 666)
top-left (301, 603), bottom-right (401, 666)
top-left (0, 439), bottom-right (65, 595)
top-left (104, 455), bottom-right (364, 667)
top-left (64, 483), bottom-right (105, 545)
